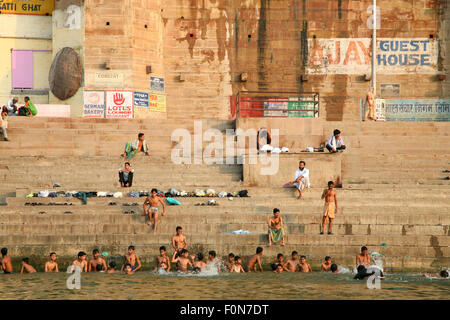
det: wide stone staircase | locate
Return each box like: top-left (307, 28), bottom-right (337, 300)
top-left (0, 117), bottom-right (449, 271)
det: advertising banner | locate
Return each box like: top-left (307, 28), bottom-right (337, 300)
top-left (134, 91), bottom-right (149, 108)
top-left (105, 91), bottom-right (134, 119)
top-left (83, 91), bottom-right (105, 118)
top-left (149, 93), bottom-right (166, 113)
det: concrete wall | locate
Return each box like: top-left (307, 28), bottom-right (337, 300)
top-left (49, 0), bottom-right (86, 117)
top-left (0, 15), bottom-right (52, 106)
top-left (243, 152), bottom-right (342, 187)
top-left (4, 0), bottom-right (446, 119)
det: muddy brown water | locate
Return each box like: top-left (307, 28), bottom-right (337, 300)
top-left (1, 271), bottom-right (449, 300)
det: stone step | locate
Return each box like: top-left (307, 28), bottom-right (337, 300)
top-left (0, 212), bottom-right (448, 225)
top-left (0, 222), bottom-right (447, 237)
top-left (0, 234), bottom-right (448, 260)
top-left (6, 195), bottom-right (450, 207)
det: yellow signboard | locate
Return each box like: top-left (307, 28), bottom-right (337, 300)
top-left (149, 93), bottom-right (166, 113)
top-left (0, 0), bottom-right (54, 16)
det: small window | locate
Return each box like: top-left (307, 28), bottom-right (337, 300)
top-left (12, 50), bottom-right (33, 89)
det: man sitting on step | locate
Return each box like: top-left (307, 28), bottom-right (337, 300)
top-left (326, 129), bottom-right (346, 153)
top-left (121, 133), bottom-right (150, 160)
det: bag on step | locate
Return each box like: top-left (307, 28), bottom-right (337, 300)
top-left (238, 190), bottom-right (248, 197)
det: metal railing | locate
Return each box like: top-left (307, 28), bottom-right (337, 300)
top-left (236, 91), bottom-right (319, 118)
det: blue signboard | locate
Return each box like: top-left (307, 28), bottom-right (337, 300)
top-left (134, 91), bottom-right (149, 108)
top-left (385, 98), bottom-right (450, 122)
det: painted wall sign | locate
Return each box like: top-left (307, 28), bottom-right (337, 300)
top-left (149, 93), bottom-right (166, 113)
top-left (150, 76), bottom-right (165, 92)
top-left (264, 99), bottom-right (288, 117)
top-left (105, 91), bottom-right (134, 119)
top-left (83, 91), bottom-right (105, 118)
top-left (94, 72), bottom-right (124, 87)
top-left (287, 97), bottom-right (315, 118)
top-left (382, 98), bottom-right (450, 122)
top-left (134, 91), bottom-right (149, 107)
top-left (380, 84), bottom-right (400, 97)
top-left (307, 38), bottom-right (437, 74)
top-left (0, 0), bottom-right (54, 15)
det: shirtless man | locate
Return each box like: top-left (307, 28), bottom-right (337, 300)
top-left (321, 256), bottom-right (332, 271)
top-left (45, 252), bottom-right (59, 272)
top-left (191, 253), bottom-right (207, 272)
top-left (224, 253), bottom-right (235, 272)
top-left (1, 247), bottom-right (13, 273)
top-left (171, 249), bottom-right (192, 273)
top-left (299, 255), bottom-right (312, 273)
top-left (120, 245), bottom-right (142, 272)
top-left (364, 87), bottom-right (376, 121)
top-left (155, 246), bottom-right (171, 272)
top-left (356, 246), bottom-right (371, 268)
top-left (285, 251), bottom-right (300, 272)
top-left (20, 258), bottom-right (37, 274)
top-left (143, 188), bottom-right (166, 233)
top-left (321, 181), bottom-right (338, 235)
top-left (71, 251), bottom-right (88, 273)
top-left (273, 253), bottom-right (286, 269)
top-left (88, 249), bottom-right (107, 272)
top-left (268, 208), bottom-right (286, 246)
top-left (171, 226), bottom-right (188, 256)
top-left (247, 247), bottom-right (263, 272)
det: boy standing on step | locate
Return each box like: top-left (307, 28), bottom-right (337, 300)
top-left (143, 188), bottom-right (166, 233)
top-left (321, 181), bottom-right (338, 235)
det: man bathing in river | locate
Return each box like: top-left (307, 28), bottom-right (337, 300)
top-left (321, 256), bottom-right (332, 271)
top-left (299, 255), bottom-right (312, 273)
top-left (356, 246), bottom-right (371, 268)
top-left (1, 247), bottom-right (13, 273)
top-left (172, 226), bottom-right (188, 257)
top-left (247, 247), bottom-right (263, 272)
top-left (143, 188), bottom-right (166, 233)
top-left (285, 251), bottom-right (300, 272)
top-left (121, 245), bottom-right (142, 272)
top-left (71, 251), bottom-right (88, 272)
top-left (20, 258), bottom-right (37, 274)
top-left (172, 249), bottom-right (192, 273)
top-left (321, 181), bottom-right (338, 235)
top-left (225, 253), bottom-right (235, 272)
top-left (45, 252), bottom-right (59, 272)
top-left (191, 253), bottom-right (207, 272)
top-left (206, 251), bottom-right (221, 272)
top-left (88, 249), bottom-right (107, 272)
top-left (155, 246), bottom-right (171, 272)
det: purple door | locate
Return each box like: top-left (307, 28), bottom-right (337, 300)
top-left (12, 50), bottom-right (33, 89)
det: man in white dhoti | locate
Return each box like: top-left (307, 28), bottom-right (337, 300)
top-left (287, 161), bottom-right (310, 199)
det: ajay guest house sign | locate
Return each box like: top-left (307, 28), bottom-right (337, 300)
top-left (0, 0), bottom-right (54, 15)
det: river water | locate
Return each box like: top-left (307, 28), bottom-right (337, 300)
top-left (1, 271), bottom-right (449, 300)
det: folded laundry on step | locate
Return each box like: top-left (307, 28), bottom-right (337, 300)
top-left (232, 230), bottom-right (251, 235)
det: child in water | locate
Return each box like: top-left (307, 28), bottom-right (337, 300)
top-left (124, 263), bottom-right (135, 274)
top-left (230, 256), bottom-right (245, 273)
top-left (424, 270), bottom-right (449, 279)
top-left (20, 258), bottom-right (37, 274)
